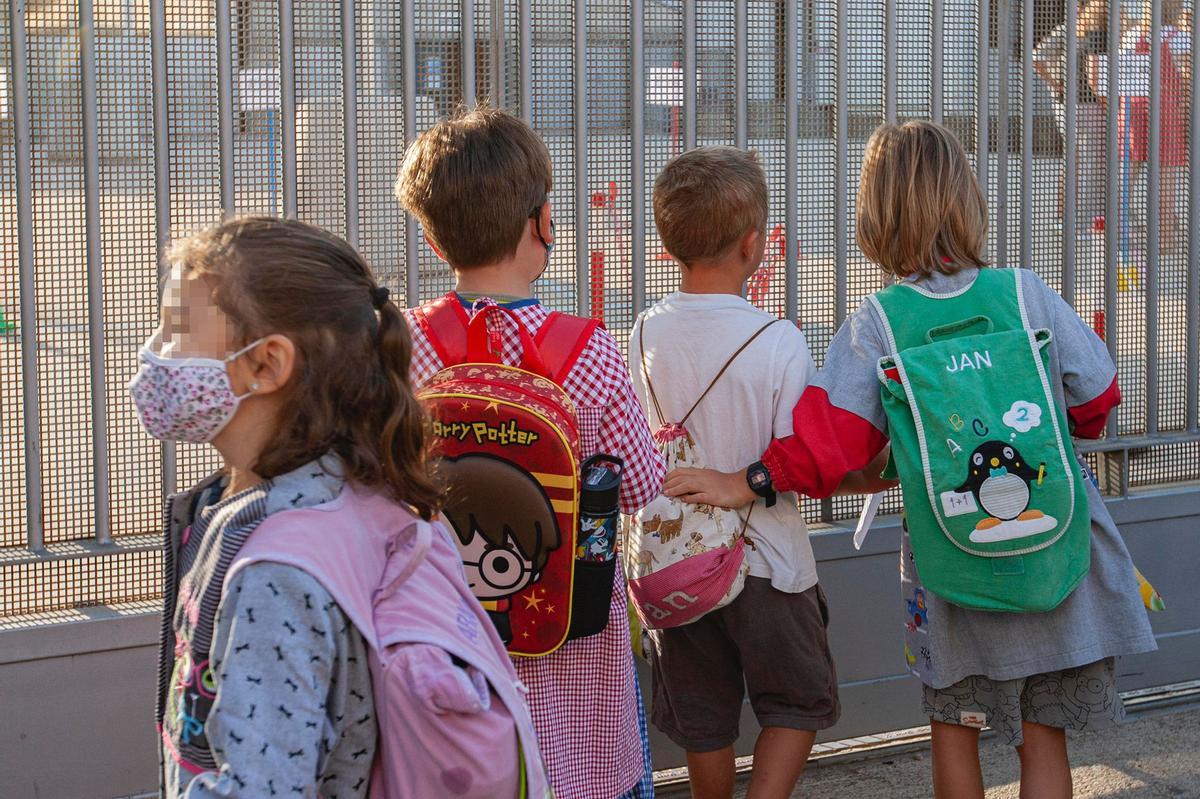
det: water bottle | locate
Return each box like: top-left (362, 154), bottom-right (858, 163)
top-left (577, 454), bottom-right (623, 562)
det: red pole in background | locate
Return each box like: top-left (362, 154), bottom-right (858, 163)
top-left (590, 250), bottom-right (605, 320)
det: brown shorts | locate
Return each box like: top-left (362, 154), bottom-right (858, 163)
top-left (648, 578), bottom-right (840, 752)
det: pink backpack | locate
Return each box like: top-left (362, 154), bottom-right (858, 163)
top-left (224, 485), bottom-right (550, 799)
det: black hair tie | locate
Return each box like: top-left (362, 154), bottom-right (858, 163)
top-left (370, 285), bottom-right (391, 309)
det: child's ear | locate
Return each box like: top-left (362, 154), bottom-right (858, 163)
top-left (237, 334), bottom-right (296, 397)
top-left (534, 201), bottom-right (554, 245)
top-left (741, 227), bottom-right (764, 264)
top-left (424, 233), bottom-right (447, 262)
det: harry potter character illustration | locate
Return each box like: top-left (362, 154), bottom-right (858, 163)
top-left (441, 454), bottom-right (561, 644)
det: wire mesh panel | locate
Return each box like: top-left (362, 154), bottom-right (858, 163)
top-left (2, 0), bottom-right (1200, 621)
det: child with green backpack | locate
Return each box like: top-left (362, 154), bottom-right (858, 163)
top-left (664, 121), bottom-right (1157, 798)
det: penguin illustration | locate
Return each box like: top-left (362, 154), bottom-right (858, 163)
top-left (957, 441), bottom-right (1044, 532)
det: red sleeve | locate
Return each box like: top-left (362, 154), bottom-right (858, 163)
top-left (761, 385), bottom-right (888, 499)
top-left (1068, 376), bottom-right (1121, 439)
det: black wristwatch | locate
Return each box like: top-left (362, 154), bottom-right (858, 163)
top-left (746, 461), bottom-right (777, 508)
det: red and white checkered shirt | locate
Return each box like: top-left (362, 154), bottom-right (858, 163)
top-left (405, 296), bottom-right (665, 799)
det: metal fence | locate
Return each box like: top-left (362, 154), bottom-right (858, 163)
top-left (2, 0), bottom-right (1199, 618)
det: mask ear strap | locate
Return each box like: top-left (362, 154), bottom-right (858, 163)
top-left (225, 336), bottom-right (267, 363)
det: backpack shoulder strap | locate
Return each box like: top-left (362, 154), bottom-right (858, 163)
top-left (639, 318), bottom-right (781, 428)
top-left (679, 319), bottom-right (781, 427)
top-left (534, 311), bottom-right (602, 384)
top-left (411, 293), bottom-right (471, 367)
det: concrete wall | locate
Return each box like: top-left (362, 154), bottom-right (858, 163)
top-left (3, 486), bottom-right (1198, 798)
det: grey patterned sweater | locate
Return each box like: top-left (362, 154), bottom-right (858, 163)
top-left (159, 459), bottom-right (377, 798)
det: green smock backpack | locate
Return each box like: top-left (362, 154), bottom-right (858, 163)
top-left (872, 268), bottom-right (1090, 612)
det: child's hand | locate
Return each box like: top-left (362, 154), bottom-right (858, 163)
top-left (664, 467), bottom-right (757, 509)
top-left (834, 446), bottom-right (898, 495)
top-left (835, 471), bottom-right (900, 495)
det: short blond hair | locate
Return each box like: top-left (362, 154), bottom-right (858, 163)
top-left (653, 146), bottom-right (768, 265)
top-left (856, 121), bottom-right (988, 278)
top-left (395, 107), bottom-right (552, 269)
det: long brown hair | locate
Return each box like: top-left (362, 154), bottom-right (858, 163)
top-left (169, 216), bottom-right (443, 519)
top-left (856, 121), bottom-right (988, 278)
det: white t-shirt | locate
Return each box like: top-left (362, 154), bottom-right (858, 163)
top-left (628, 291), bottom-right (818, 593)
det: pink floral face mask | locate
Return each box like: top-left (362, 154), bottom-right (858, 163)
top-left (128, 334), bottom-right (266, 443)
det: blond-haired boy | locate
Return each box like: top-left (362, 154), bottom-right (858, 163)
top-left (631, 146), bottom-right (839, 799)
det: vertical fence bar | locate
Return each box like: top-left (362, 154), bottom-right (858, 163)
top-left (835, 0), bottom-right (847, 325)
top-left (1020, 0), bottom-right (1032, 269)
top-left (995, 0), bottom-right (1009, 265)
top-left (1189, 0), bottom-right (1200, 432)
top-left (279, 0), bottom-right (298, 219)
top-left (216, 0), bottom-right (235, 215)
top-left (574, 0), bottom-right (588, 316)
top-left (884, 0), bottom-right (896, 123)
top-left (519, 0), bottom-right (532, 123)
top-left (1145, 0), bottom-right (1161, 435)
top-left (1104, 0), bottom-right (1120, 439)
top-left (976, 0), bottom-right (989, 200)
top-left (343, 0), bottom-right (359, 245)
top-left (932, 0), bottom-right (944, 123)
top-left (631, 0), bottom-right (645, 312)
top-left (150, 0), bottom-right (175, 494)
top-left (403, 0), bottom-right (419, 306)
top-left (784, 0), bottom-right (798, 323)
top-left (734, 0), bottom-right (747, 149)
top-left (10, 0), bottom-right (42, 549)
top-left (462, 0), bottom-right (476, 108)
top-left (683, 0), bottom-right (696, 150)
top-left (1063, 0), bottom-right (1079, 304)
top-left (79, 0), bottom-right (111, 545)
top-left (491, 0), bottom-right (505, 105)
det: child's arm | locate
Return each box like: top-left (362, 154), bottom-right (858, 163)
top-left (667, 302), bottom-right (891, 506)
top-left (834, 446), bottom-right (898, 495)
top-left (1034, 272), bottom-right (1122, 438)
top-left (187, 564), bottom-right (371, 797)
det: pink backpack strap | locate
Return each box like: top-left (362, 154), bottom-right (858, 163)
top-left (223, 488), bottom-right (402, 636)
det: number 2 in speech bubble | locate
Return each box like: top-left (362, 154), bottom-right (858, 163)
top-left (1003, 400), bottom-right (1042, 433)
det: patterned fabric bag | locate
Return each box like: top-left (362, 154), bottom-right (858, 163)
top-left (624, 320), bottom-right (776, 629)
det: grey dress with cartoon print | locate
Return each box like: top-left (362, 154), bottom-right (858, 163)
top-left (816, 268), bottom-right (1156, 689)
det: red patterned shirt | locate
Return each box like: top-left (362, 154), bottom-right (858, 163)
top-left (405, 296), bottom-right (665, 799)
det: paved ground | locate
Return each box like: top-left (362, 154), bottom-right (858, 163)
top-left (712, 705), bottom-right (1200, 798)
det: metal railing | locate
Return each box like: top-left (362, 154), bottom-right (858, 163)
top-left (2, 0), bottom-right (1198, 617)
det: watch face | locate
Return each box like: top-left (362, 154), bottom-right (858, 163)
top-left (750, 470), bottom-right (768, 489)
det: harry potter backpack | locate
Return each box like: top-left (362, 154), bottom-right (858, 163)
top-left (872, 268), bottom-right (1091, 612)
top-left (623, 319), bottom-right (777, 629)
top-left (412, 295), bottom-right (606, 657)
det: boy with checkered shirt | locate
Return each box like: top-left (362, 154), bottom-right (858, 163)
top-left (395, 107), bottom-right (665, 799)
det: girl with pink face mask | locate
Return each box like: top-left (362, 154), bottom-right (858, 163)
top-left (132, 217), bottom-right (543, 798)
